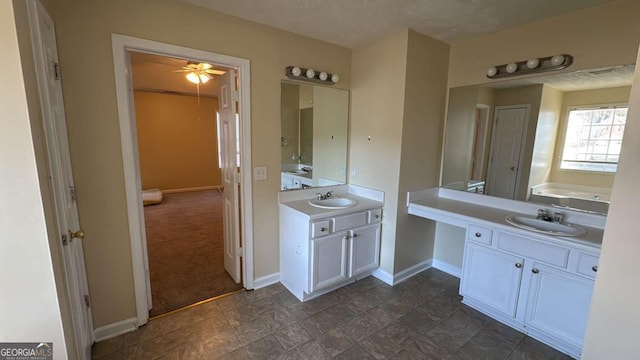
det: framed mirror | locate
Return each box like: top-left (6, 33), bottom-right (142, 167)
top-left (280, 82), bottom-right (349, 191)
top-left (440, 64), bottom-right (636, 214)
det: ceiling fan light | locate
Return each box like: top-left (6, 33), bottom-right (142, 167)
top-left (199, 73), bottom-right (212, 83)
top-left (186, 72), bottom-right (200, 84)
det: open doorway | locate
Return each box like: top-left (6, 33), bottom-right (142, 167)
top-left (129, 52), bottom-right (242, 317)
top-left (112, 35), bottom-right (253, 326)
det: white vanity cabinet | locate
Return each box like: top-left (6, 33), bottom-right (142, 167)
top-left (281, 206), bottom-right (382, 301)
top-left (460, 224), bottom-right (599, 358)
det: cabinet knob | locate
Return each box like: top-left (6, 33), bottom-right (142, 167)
top-left (515, 263), bottom-right (522, 269)
top-left (592, 266), bottom-right (598, 272)
top-left (531, 268), bottom-right (539, 274)
top-left (320, 227), bottom-right (326, 232)
top-left (375, 214), bottom-right (380, 219)
top-left (352, 233), bottom-right (358, 238)
top-left (475, 232), bottom-right (482, 238)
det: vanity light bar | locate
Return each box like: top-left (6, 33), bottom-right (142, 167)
top-left (486, 54), bottom-right (573, 79)
top-left (284, 66), bottom-right (339, 85)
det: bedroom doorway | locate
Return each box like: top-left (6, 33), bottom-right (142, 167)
top-left (129, 51), bottom-right (242, 317)
top-left (111, 35), bottom-right (254, 324)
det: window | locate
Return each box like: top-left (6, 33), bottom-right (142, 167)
top-left (560, 106), bottom-right (627, 172)
top-left (216, 112), bottom-right (241, 168)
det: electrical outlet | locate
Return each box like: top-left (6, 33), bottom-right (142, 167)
top-left (253, 166), bottom-right (267, 181)
top-left (351, 167), bottom-right (357, 178)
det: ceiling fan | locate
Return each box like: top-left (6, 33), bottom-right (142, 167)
top-left (179, 62), bottom-right (226, 84)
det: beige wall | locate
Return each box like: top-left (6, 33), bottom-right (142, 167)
top-left (51, 0), bottom-right (351, 328)
top-left (582, 49), bottom-right (640, 360)
top-left (134, 91), bottom-right (221, 191)
top-left (312, 86), bottom-right (349, 184)
top-left (449, 0), bottom-right (640, 88)
top-left (1, 2), bottom-right (68, 357)
top-left (549, 86), bottom-right (632, 188)
top-left (528, 85), bottom-right (563, 194)
top-left (280, 83), bottom-right (300, 166)
top-left (441, 85), bottom-right (478, 185)
top-left (433, 223), bottom-right (466, 269)
top-left (394, 30), bottom-right (449, 272)
top-left (349, 30), bottom-right (408, 274)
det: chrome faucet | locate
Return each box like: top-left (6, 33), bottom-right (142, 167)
top-left (315, 191), bottom-right (334, 200)
top-left (536, 209), bottom-right (564, 223)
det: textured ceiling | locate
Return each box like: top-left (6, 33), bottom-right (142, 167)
top-left (182, 0), bottom-right (615, 48)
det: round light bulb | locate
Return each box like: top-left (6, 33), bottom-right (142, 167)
top-left (291, 66), bottom-right (302, 76)
top-left (551, 55), bottom-right (565, 66)
top-left (319, 72), bottom-right (328, 81)
top-left (331, 74), bottom-right (340, 83)
top-left (486, 67), bottom-right (498, 77)
top-left (526, 58), bottom-right (540, 69)
top-left (306, 69), bottom-right (315, 78)
top-left (199, 73), bottom-right (211, 83)
top-left (506, 63), bottom-right (518, 74)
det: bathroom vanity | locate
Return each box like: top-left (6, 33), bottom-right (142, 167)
top-left (279, 185), bottom-right (384, 301)
top-left (408, 187), bottom-right (604, 359)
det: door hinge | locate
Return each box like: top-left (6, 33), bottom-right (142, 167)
top-left (234, 172), bottom-right (241, 184)
top-left (61, 234), bottom-right (68, 246)
top-left (84, 295), bottom-right (91, 308)
top-left (53, 61), bottom-right (60, 80)
top-left (232, 90), bottom-right (239, 102)
top-left (69, 186), bottom-right (76, 202)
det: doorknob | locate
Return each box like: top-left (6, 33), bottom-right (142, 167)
top-left (510, 166), bottom-right (516, 171)
top-left (68, 229), bottom-right (85, 240)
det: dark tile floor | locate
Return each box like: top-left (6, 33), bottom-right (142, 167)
top-left (92, 269), bottom-right (574, 359)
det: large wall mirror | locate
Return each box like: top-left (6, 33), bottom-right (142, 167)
top-left (280, 82), bottom-right (349, 190)
top-left (441, 64), bottom-right (636, 214)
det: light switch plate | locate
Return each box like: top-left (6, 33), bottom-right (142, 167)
top-left (253, 166), bottom-right (267, 181)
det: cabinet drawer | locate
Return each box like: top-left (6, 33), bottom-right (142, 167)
top-left (497, 232), bottom-right (569, 268)
top-left (311, 220), bottom-right (331, 238)
top-left (368, 209), bottom-right (382, 224)
top-left (467, 225), bottom-right (492, 245)
top-left (333, 212), bottom-right (367, 232)
top-left (576, 253), bottom-right (599, 279)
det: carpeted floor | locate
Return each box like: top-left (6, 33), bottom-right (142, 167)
top-left (143, 189), bottom-right (242, 317)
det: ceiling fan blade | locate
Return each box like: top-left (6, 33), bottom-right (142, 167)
top-left (205, 69), bottom-right (226, 75)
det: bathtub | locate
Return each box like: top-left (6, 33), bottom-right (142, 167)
top-left (530, 183), bottom-right (611, 214)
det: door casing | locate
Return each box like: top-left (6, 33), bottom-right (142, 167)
top-left (111, 34), bottom-right (254, 327)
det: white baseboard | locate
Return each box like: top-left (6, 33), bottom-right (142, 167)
top-left (161, 185), bottom-right (223, 194)
top-left (94, 318), bottom-right (138, 342)
top-left (372, 268), bottom-right (394, 285)
top-left (432, 259), bottom-right (462, 278)
top-left (393, 258), bottom-right (433, 284)
top-left (253, 272), bottom-right (280, 289)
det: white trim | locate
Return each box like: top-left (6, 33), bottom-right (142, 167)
top-left (161, 185), bottom-right (223, 194)
top-left (253, 273), bottom-right (280, 289)
top-left (111, 34), bottom-right (254, 328)
top-left (371, 268), bottom-right (394, 285)
top-left (432, 259), bottom-right (462, 278)
top-left (94, 318), bottom-right (138, 342)
top-left (372, 259), bottom-right (433, 286)
top-left (393, 259), bottom-right (433, 284)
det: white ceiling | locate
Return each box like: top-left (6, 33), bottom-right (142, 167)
top-left (182, 0), bottom-right (615, 48)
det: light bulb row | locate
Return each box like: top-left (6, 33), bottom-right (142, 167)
top-left (285, 66), bottom-right (339, 84)
top-left (486, 54), bottom-right (572, 79)
top-left (186, 71), bottom-right (212, 84)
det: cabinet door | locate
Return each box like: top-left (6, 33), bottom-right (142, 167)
top-left (461, 242), bottom-right (524, 317)
top-left (311, 233), bottom-right (348, 292)
top-left (349, 224), bottom-right (381, 277)
top-left (525, 263), bottom-right (594, 350)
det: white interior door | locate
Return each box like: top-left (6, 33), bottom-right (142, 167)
top-left (219, 71), bottom-right (242, 283)
top-left (28, 1), bottom-right (94, 358)
top-left (486, 105), bottom-right (528, 199)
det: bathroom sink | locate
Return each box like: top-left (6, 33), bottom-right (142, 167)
top-left (308, 197), bottom-right (357, 209)
top-left (505, 214), bottom-right (586, 237)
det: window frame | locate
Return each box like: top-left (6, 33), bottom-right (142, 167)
top-left (557, 103), bottom-right (628, 174)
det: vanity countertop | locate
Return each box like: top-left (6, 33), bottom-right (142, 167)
top-left (408, 187), bottom-right (604, 249)
top-left (279, 184), bottom-right (385, 220)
